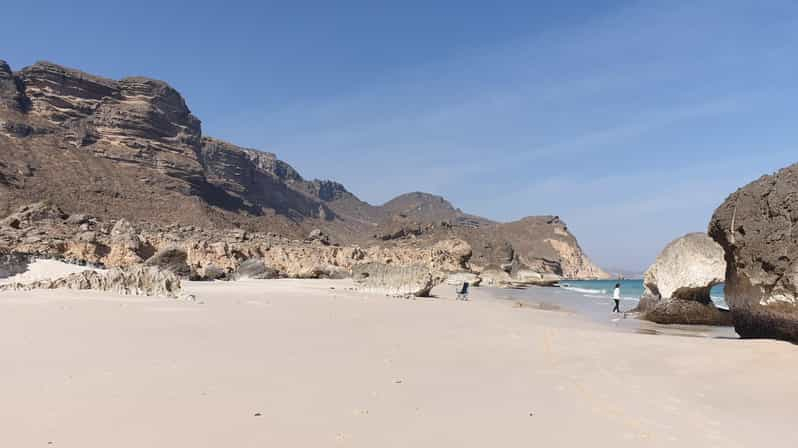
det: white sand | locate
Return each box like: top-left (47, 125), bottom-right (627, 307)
top-left (0, 259), bottom-right (105, 285)
top-left (0, 279), bottom-right (796, 447)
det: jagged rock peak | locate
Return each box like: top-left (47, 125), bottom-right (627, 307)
top-left (201, 137), bottom-right (303, 184)
top-left (0, 60), bottom-right (23, 111)
top-left (310, 179), bottom-right (352, 201)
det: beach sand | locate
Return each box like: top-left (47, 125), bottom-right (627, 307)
top-left (1, 279), bottom-right (796, 447)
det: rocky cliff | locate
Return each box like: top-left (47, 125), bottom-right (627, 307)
top-left (0, 59), bottom-right (607, 280)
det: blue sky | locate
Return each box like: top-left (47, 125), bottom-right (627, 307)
top-left (2, 0), bottom-right (797, 271)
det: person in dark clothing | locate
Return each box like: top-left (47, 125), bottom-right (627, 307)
top-left (456, 282), bottom-right (470, 301)
top-left (612, 283), bottom-right (621, 313)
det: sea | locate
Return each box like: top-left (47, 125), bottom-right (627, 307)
top-left (559, 279), bottom-right (727, 309)
top-left (482, 279), bottom-right (736, 339)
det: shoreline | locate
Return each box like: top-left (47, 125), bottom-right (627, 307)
top-left (470, 283), bottom-right (738, 340)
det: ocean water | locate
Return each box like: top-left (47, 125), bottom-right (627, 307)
top-left (479, 281), bottom-right (736, 339)
top-left (559, 279), bottom-right (727, 308)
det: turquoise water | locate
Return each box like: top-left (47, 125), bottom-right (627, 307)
top-left (560, 279), bottom-right (727, 308)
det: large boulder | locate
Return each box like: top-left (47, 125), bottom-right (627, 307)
top-left (232, 258), bottom-right (279, 280)
top-left (709, 164), bottom-right (798, 341)
top-left (643, 233), bottom-right (726, 300)
top-left (352, 263), bottom-right (435, 297)
top-left (144, 246), bottom-right (191, 277)
top-left (638, 233), bottom-right (729, 325)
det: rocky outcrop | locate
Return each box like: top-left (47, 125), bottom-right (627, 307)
top-left (0, 265), bottom-right (184, 299)
top-left (352, 263), bottom-right (435, 297)
top-left (0, 252), bottom-right (29, 279)
top-left (446, 272), bottom-right (481, 287)
top-left (198, 137), bottom-right (335, 221)
top-left (638, 233), bottom-right (730, 326)
top-left (0, 60), bottom-right (24, 112)
top-left (709, 164), bottom-right (798, 341)
top-left (0, 201), bottom-right (67, 229)
top-left (479, 267), bottom-right (513, 287)
top-left (493, 216), bottom-right (610, 280)
top-left (0, 203), bottom-right (473, 282)
top-left (17, 62), bottom-right (204, 183)
top-left (512, 269), bottom-right (561, 287)
top-left (144, 246), bottom-right (191, 277)
top-left (107, 219), bottom-right (145, 267)
top-left (306, 229), bottom-right (330, 245)
top-left (232, 258), bottom-right (279, 280)
top-left (643, 233), bottom-right (726, 300)
top-left (1, 59), bottom-right (605, 281)
top-left (643, 299), bottom-right (731, 326)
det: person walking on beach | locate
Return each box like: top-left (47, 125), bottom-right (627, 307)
top-left (612, 283), bottom-right (621, 313)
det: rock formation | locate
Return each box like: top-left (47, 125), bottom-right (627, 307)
top-left (446, 272), bottom-right (481, 287)
top-left (637, 233), bottom-right (730, 325)
top-left (0, 202), bottom-right (472, 282)
top-left (144, 247), bottom-right (191, 277)
top-left (512, 269), bottom-right (561, 287)
top-left (0, 265), bottom-right (184, 299)
top-left (479, 267), bottom-right (514, 287)
top-left (0, 252), bottom-right (29, 279)
top-left (232, 258), bottom-right (279, 280)
top-left (0, 59), bottom-right (607, 281)
top-left (709, 164), bottom-right (798, 341)
top-left (352, 263), bottom-right (435, 297)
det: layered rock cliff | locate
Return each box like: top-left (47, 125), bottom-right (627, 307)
top-left (0, 59), bottom-right (607, 280)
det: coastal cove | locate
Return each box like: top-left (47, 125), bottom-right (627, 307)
top-left (3, 3), bottom-right (798, 447)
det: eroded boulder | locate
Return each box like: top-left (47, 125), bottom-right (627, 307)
top-left (0, 265), bottom-right (184, 299)
top-left (639, 233), bottom-right (729, 325)
top-left (352, 263), bottom-right (434, 297)
top-left (709, 164), bottom-right (798, 341)
top-left (232, 258), bottom-right (279, 280)
top-left (144, 246), bottom-right (191, 277)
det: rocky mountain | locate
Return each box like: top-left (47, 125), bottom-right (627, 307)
top-left (0, 59), bottom-right (608, 279)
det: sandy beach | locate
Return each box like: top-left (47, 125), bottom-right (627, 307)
top-left (1, 279), bottom-right (796, 447)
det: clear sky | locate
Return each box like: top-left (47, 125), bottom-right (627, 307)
top-left (3, 0), bottom-right (797, 271)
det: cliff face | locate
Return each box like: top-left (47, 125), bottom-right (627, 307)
top-left (0, 59), bottom-right (607, 279)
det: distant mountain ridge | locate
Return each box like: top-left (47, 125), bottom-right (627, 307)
top-left (0, 59), bottom-right (609, 279)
